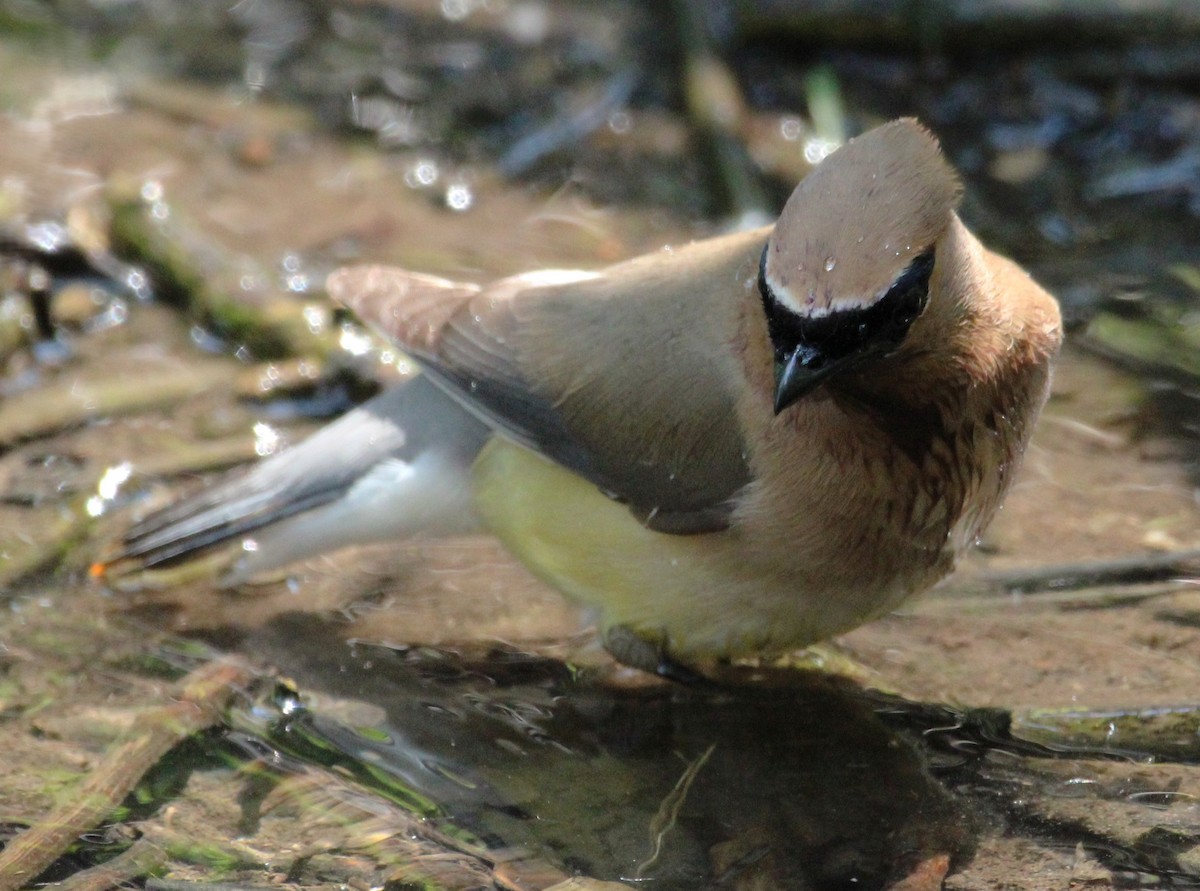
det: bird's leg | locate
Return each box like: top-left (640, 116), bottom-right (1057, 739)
top-left (602, 625), bottom-right (713, 687)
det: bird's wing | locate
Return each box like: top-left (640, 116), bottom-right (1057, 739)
top-left (328, 227), bottom-right (768, 533)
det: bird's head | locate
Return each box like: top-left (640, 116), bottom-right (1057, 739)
top-left (759, 119), bottom-right (962, 414)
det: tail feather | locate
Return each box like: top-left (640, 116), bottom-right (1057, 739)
top-left (118, 485), bottom-right (345, 568)
top-left (98, 375), bottom-right (491, 577)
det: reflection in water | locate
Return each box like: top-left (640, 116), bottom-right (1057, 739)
top-left (237, 615), bottom-right (976, 889)
top-left (225, 615), bottom-right (1200, 888)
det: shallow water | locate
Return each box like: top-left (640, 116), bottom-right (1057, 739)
top-left (2, 2), bottom-right (1200, 888)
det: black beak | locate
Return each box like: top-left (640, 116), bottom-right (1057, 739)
top-left (773, 346), bottom-right (856, 415)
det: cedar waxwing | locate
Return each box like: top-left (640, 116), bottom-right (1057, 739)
top-left (104, 119), bottom-right (1062, 676)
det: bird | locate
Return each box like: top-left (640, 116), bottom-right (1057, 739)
top-left (99, 118), bottom-right (1063, 678)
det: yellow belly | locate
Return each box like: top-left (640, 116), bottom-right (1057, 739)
top-left (471, 437), bottom-right (702, 633)
top-left (470, 437), bottom-right (877, 660)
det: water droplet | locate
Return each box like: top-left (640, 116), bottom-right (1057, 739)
top-left (124, 268), bottom-right (150, 301)
top-left (441, 0), bottom-right (471, 20)
top-left (506, 1), bottom-right (550, 43)
top-left (274, 683), bottom-right (304, 715)
top-left (338, 324), bottom-right (373, 357)
top-left (445, 182), bottom-right (473, 211)
top-left (140, 180), bottom-right (164, 203)
top-left (823, 257), bottom-right (836, 272)
top-left (803, 137), bottom-right (839, 164)
top-left (302, 304), bottom-right (325, 333)
top-left (253, 421), bottom-right (282, 456)
top-left (405, 158), bottom-right (439, 189)
top-left (285, 273), bottom-right (309, 293)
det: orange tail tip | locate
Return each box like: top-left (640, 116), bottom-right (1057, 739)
top-left (88, 561), bottom-right (109, 579)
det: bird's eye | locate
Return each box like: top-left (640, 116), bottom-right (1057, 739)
top-left (874, 248), bottom-right (936, 345)
top-left (758, 246), bottom-right (935, 365)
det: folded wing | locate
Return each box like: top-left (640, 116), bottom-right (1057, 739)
top-left (329, 227), bottom-right (768, 533)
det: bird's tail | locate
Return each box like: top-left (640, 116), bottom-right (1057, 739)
top-left (92, 375), bottom-right (490, 584)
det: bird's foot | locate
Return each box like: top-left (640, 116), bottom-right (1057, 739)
top-left (602, 625), bottom-right (714, 687)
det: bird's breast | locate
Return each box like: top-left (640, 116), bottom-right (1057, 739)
top-left (740, 383), bottom-right (1009, 587)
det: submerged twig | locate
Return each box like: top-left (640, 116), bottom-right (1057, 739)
top-left (0, 495), bottom-right (97, 592)
top-left (977, 549), bottom-right (1200, 596)
top-left (637, 743), bottom-right (716, 878)
top-left (0, 363), bottom-right (232, 446)
top-left (1012, 703), bottom-right (1200, 761)
top-left (107, 188), bottom-right (333, 362)
top-left (0, 658), bottom-right (254, 891)
top-left (53, 838), bottom-right (168, 891)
